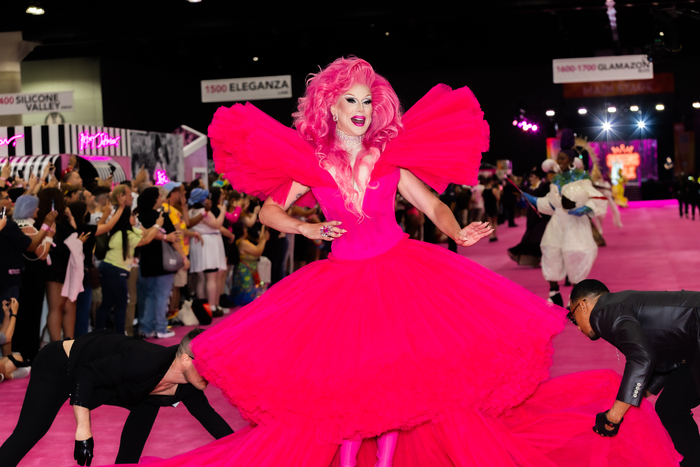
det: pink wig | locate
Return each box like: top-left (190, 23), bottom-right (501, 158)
top-left (293, 56), bottom-right (403, 219)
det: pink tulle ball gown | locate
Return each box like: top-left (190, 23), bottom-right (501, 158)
top-left (125, 85), bottom-right (679, 466)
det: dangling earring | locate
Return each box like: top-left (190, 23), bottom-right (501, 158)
top-left (332, 114), bottom-right (338, 122)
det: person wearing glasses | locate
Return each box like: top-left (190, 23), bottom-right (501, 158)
top-left (567, 279), bottom-right (700, 467)
top-left (0, 328), bottom-right (233, 467)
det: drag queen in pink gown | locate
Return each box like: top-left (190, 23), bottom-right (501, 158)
top-left (133, 57), bottom-right (679, 466)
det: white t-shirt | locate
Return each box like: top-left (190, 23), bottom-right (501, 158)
top-left (470, 184), bottom-right (485, 209)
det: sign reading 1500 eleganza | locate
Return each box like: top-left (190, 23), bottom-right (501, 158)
top-left (552, 55), bottom-right (653, 84)
top-left (0, 91), bottom-right (74, 116)
top-left (201, 75), bottom-right (292, 103)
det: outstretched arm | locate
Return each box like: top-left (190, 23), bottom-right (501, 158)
top-left (397, 169), bottom-right (492, 247)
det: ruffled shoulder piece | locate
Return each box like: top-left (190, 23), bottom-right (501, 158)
top-left (373, 84), bottom-right (490, 193)
top-left (552, 169), bottom-right (590, 190)
top-left (209, 103), bottom-right (330, 207)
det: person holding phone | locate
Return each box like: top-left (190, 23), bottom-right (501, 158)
top-left (188, 188), bottom-right (227, 316)
top-left (0, 194), bottom-right (57, 358)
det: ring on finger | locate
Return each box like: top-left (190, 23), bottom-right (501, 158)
top-left (320, 225), bottom-right (334, 237)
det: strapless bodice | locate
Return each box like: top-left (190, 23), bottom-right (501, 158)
top-left (312, 168), bottom-right (405, 260)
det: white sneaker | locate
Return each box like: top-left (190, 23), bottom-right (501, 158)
top-left (12, 367), bottom-right (31, 379)
top-left (156, 330), bottom-right (176, 339)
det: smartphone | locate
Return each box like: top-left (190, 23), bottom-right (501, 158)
top-left (18, 169), bottom-right (24, 179)
top-left (0, 207), bottom-right (5, 218)
top-left (109, 165), bottom-right (117, 174)
top-left (29, 164), bottom-right (34, 176)
top-left (51, 199), bottom-right (55, 212)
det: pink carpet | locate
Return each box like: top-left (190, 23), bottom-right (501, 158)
top-left (2, 200), bottom-right (699, 466)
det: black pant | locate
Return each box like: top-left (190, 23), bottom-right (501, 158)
top-left (0, 341), bottom-right (69, 467)
top-left (0, 341), bottom-right (161, 465)
top-left (655, 364), bottom-right (700, 467)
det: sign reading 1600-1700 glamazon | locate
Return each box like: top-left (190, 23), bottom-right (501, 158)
top-left (201, 75), bottom-right (292, 103)
top-left (0, 91), bottom-right (74, 116)
top-left (553, 55), bottom-right (653, 84)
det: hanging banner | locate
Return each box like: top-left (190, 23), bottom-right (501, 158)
top-left (563, 72), bottom-right (674, 98)
top-left (0, 91), bottom-right (74, 116)
top-left (553, 55), bottom-right (653, 84)
top-left (201, 75), bottom-right (292, 103)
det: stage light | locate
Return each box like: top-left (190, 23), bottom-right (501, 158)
top-left (656, 104), bottom-right (665, 111)
top-left (659, 31), bottom-right (665, 36)
top-left (512, 120), bottom-right (518, 126)
top-left (637, 121), bottom-right (645, 129)
top-left (187, 0), bottom-right (202, 3)
top-left (253, 57), bottom-right (259, 61)
top-left (693, 102), bottom-right (700, 109)
top-left (602, 122), bottom-right (612, 131)
top-left (578, 108), bottom-right (587, 115)
top-left (546, 110), bottom-right (555, 116)
top-left (630, 105), bottom-right (639, 112)
top-left (607, 106), bottom-right (617, 113)
top-left (532, 125), bottom-right (538, 131)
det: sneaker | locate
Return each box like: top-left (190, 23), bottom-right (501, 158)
top-left (547, 291), bottom-right (564, 307)
top-left (12, 367), bottom-right (31, 379)
top-left (156, 330), bottom-right (176, 339)
top-left (212, 307), bottom-right (224, 318)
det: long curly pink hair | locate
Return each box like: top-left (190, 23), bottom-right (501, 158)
top-left (293, 56), bottom-right (403, 219)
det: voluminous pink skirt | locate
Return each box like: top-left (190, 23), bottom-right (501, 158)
top-left (127, 236), bottom-right (679, 466)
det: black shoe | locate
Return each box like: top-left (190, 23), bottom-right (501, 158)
top-left (564, 277), bottom-right (571, 286)
top-left (489, 237), bottom-right (498, 242)
top-left (212, 307), bottom-right (224, 318)
top-left (219, 294), bottom-right (236, 308)
top-left (548, 292), bottom-right (564, 307)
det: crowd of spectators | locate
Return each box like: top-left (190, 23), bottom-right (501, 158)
top-left (0, 155), bottom-right (311, 384)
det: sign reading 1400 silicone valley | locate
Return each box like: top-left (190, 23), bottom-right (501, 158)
top-left (552, 55), bottom-right (653, 84)
top-left (0, 91), bottom-right (74, 116)
top-left (201, 75), bottom-right (292, 103)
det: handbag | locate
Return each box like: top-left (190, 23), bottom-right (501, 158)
top-left (162, 240), bottom-right (184, 272)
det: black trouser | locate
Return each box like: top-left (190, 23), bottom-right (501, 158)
top-left (655, 364), bottom-right (700, 467)
top-left (0, 340), bottom-right (161, 465)
top-left (0, 341), bottom-right (69, 467)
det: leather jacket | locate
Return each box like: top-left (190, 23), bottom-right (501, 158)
top-left (590, 290), bottom-right (700, 406)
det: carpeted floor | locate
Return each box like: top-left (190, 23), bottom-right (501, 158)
top-left (2, 199), bottom-right (699, 466)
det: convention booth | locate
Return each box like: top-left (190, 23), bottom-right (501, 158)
top-left (0, 123), bottom-right (208, 186)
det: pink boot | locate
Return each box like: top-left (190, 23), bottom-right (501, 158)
top-left (339, 439), bottom-right (362, 467)
top-left (375, 430), bottom-right (398, 467)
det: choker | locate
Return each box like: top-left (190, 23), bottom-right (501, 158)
top-left (335, 128), bottom-right (364, 147)
top-left (14, 218), bottom-right (35, 229)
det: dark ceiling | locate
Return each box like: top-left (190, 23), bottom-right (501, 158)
top-left (5, 0), bottom-right (700, 75)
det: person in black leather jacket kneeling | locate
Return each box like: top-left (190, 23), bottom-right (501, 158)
top-left (567, 279), bottom-right (700, 467)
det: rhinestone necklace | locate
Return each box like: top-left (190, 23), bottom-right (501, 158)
top-left (335, 128), bottom-right (364, 147)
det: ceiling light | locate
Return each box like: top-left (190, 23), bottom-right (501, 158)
top-left (26, 4), bottom-right (45, 14)
top-left (656, 104), bottom-right (665, 111)
top-left (630, 105), bottom-right (639, 112)
top-left (607, 106), bottom-right (617, 113)
top-left (253, 57), bottom-right (259, 61)
top-left (578, 108), bottom-right (587, 115)
top-left (546, 110), bottom-right (555, 116)
top-left (187, 0), bottom-right (202, 3)
top-left (385, 32), bottom-right (390, 36)
top-left (659, 31), bottom-right (665, 36)
top-left (693, 102), bottom-right (700, 109)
